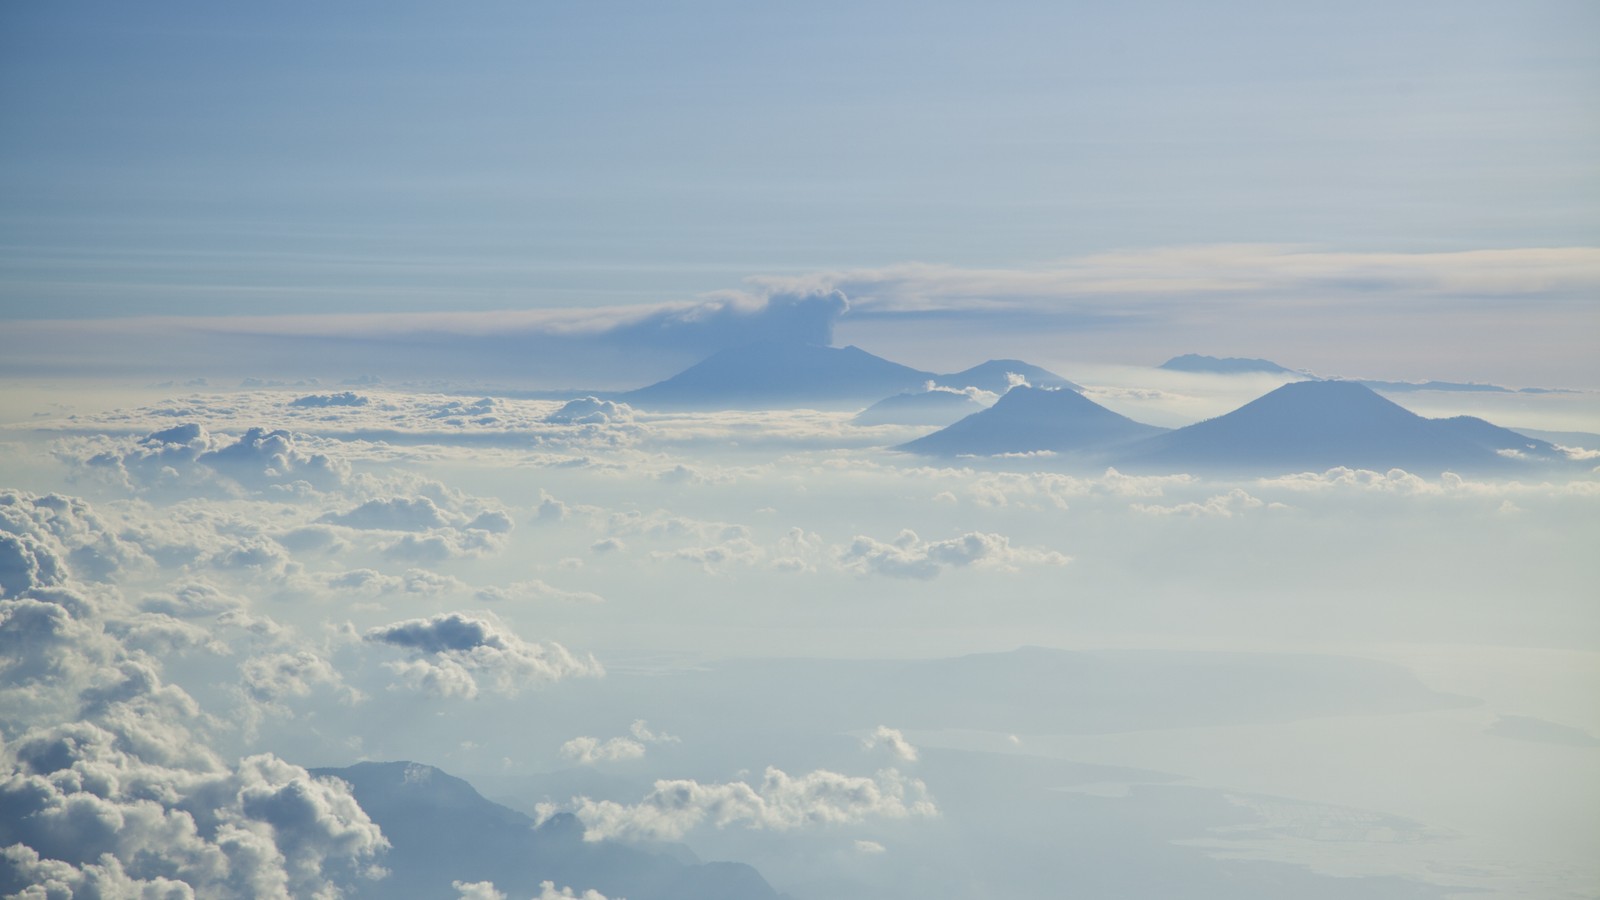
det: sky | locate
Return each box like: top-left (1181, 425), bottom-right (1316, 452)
top-left (2, 0), bottom-right (1598, 386)
top-left (1, 4), bottom-right (1598, 900)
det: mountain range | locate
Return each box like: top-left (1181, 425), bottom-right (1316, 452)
top-left (896, 386), bottom-right (1166, 456)
top-left (311, 761), bottom-right (781, 900)
top-left (1157, 354), bottom-right (1303, 376)
top-left (902, 380), bottom-right (1566, 473)
top-left (622, 343), bottom-right (1081, 410)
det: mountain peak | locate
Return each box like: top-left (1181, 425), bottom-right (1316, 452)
top-left (898, 386), bottom-right (1165, 457)
top-left (938, 359), bottom-right (1083, 393)
top-left (1118, 379), bottom-right (1560, 473)
top-left (1158, 354), bottom-right (1300, 376)
top-left (622, 342), bottom-right (936, 409)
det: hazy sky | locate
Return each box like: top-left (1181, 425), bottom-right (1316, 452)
top-left (1, 10), bottom-right (1598, 897)
top-left (2, 0), bottom-right (1596, 320)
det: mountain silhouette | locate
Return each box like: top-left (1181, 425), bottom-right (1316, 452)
top-left (898, 386), bottom-right (1166, 457)
top-left (853, 387), bottom-right (988, 426)
top-left (937, 359), bottom-right (1083, 393)
top-left (621, 342), bottom-right (935, 409)
top-left (1117, 380), bottom-right (1562, 472)
top-left (311, 761), bottom-right (780, 900)
top-left (1158, 354), bottom-right (1302, 376)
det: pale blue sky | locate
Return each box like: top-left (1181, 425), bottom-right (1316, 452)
top-left (2, 0), bottom-right (1595, 320)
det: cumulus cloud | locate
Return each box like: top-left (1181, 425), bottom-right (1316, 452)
top-left (540, 766), bottom-right (936, 842)
top-left (863, 726), bottom-right (919, 763)
top-left (78, 425), bottom-right (349, 493)
top-left (558, 735), bottom-right (646, 766)
top-left (840, 530), bottom-right (1069, 579)
top-left (239, 651), bottom-right (356, 706)
top-left (1131, 488), bottom-right (1279, 517)
top-left (560, 720), bottom-right (678, 766)
top-left (317, 494), bottom-right (514, 561)
top-left (364, 612), bottom-right (602, 699)
top-left (322, 497), bottom-right (454, 531)
top-left (288, 392), bottom-right (369, 408)
top-left (545, 398), bottom-right (635, 426)
top-left (453, 881), bottom-right (615, 900)
top-left (0, 496), bottom-right (388, 899)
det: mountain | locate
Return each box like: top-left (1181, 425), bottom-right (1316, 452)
top-left (1158, 354), bottom-right (1302, 376)
top-left (853, 387), bottom-right (989, 426)
top-left (311, 761), bottom-right (780, 900)
top-left (897, 386), bottom-right (1166, 457)
top-left (621, 342), bottom-right (936, 409)
top-left (1116, 380), bottom-right (1564, 473)
top-left (936, 359), bottom-right (1083, 393)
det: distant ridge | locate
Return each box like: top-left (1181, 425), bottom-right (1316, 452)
top-left (898, 386), bottom-right (1166, 457)
top-left (854, 387), bottom-right (988, 426)
top-left (937, 359), bottom-right (1083, 393)
top-left (1158, 354), bottom-right (1302, 376)
top-left (621, 342), bottom-right (935, 409)
top-left (1117, 380), bottom-right (1562, 473)
top-left (312, 761), bottom-right (780, 900)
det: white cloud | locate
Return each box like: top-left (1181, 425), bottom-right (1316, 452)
top-left (532, 882), bottom-right (614, 900)
top-left (541, 766), bottom-right (936, 842)
top-left (0, 499), bottom-right (388, 898)
top-left (364, 612), bottom-right (603, 699)
top-left (559, 735), bottom-right (646, 766)
top-left (560, 720), bottom-right (678, 766)
top-left (322, 496), bottom-right (454, 531)
top-left (1131, 488), bottom-right (1277, 517)
top-left (545, 397), bottom-right (635, 426)
top-left (840, 530), bottom-right (1069, 579)
top-left (239, 651), bottom-right (356, 706)
top-left (863, 726), bottom-right (919, 763)
top-left (454, 880), bottom-right (507, 900)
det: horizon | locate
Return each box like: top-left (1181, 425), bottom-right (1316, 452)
top-left (1, 4), bottom-right (1596, 899)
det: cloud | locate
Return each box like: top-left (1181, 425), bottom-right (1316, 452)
top-left (239, 651), bottom-right (356, 706)
top-left (756, 246), bottom-right (1600, 315)
top-left (453, 881), bottom-right (615, 900)
top-left (840, 530), bottom-right (1069, 579)
top-left (558, 735), bottom-right (645, 766)
top-left (454, 880), bottom-right (508, 900)
top-left (0, 500), bottom-right (388, 899)
top-left (316, 493), bottom-right (514, 560)
top-left (1, 290), bottom-right (851, 385)
top-left (322, 497), bottom-right (454, 531)
top-left (288, 392), bottom-right (370, 408)
top-left (1131, 488), bottom-right (1278, 517)
top-left (545, 398), bottom-right (635, 426)
top-left (363, 612), bottom-right (603, 699)
top-left (541, 766), bottom-right (936, 842)
top-left (559, 720), bottom-right (678, 766)
top-left (863, 726), bottom-right (919, 763)
top-left (78, 425), bottom-right (350, 494)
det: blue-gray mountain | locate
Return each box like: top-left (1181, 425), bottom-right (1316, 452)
top-left (1157, 354), bottom-right (1303, 376)
top-left (310, 761), bottom-right (782, 900)
top-left (902, 380), bottom-right (1566, 473)
top-left (935, 359), bottom-right (1083, 394)
top-left (621, 343), bottom-right (936, 409)
top-left (622, 344), bottom-right (1080, 410)
top-left (1117, 380), bottom-right (1562, 473)
top-left (896, 386), bottom-right (1166, 456)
